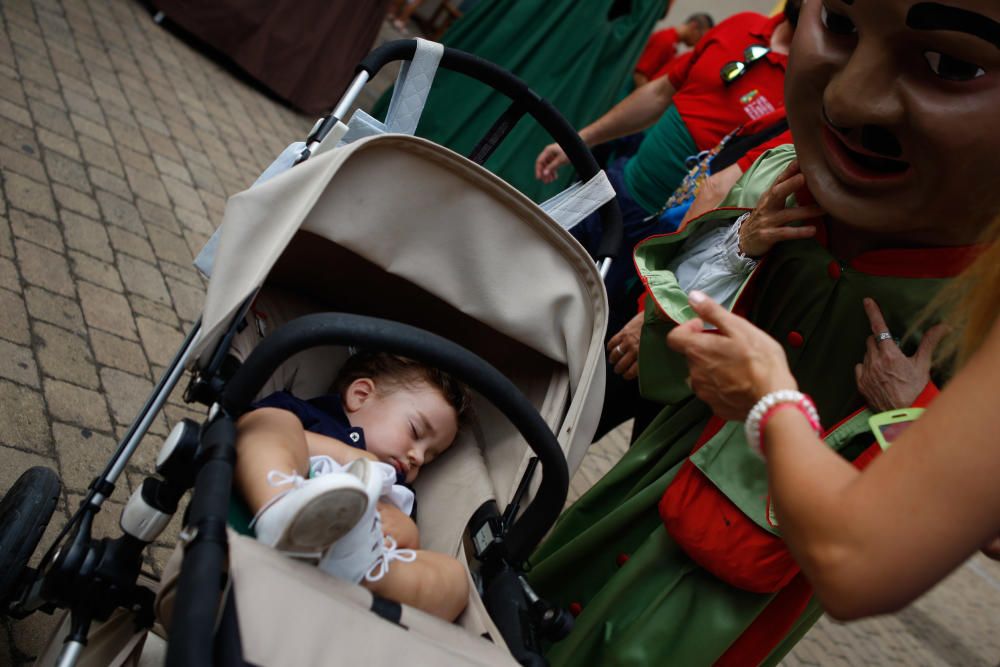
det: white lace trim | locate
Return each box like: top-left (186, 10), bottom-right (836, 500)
top-left (363, 535), bottom-right (417, 583)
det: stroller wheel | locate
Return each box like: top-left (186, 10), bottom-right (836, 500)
top-left (0, 467), bottom-right (61, 611)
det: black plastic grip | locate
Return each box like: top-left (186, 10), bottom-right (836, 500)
top-left (221, 313), bottom-right (568, 564)
top-left (357, 39), bottom-right (622, 261)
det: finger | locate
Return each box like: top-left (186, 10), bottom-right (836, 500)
top-left (854, 363), bottom-right (863, 384)
top-left (623, 361), bottom-right (639, 381)
top-left (613, 348), bottom-right (637, 375)
top-left (759, 226), bottom-right (817, 245)
top-left (862, 297), bottom-right (890, 338)
top-left (866, 334), bottom-right (879, 358)
top-left (666, 318), bottom-right (705, 352)
top-left (607, 328), bottom-right (625, 352)
top-left (765, 205), bottom-right (826, 228)
top-left (772, 159), bottom-right (801, 187)
top-left (763, 173), bottom-right (807, 210)
top-left (687, 291), bottom-right (740, 336)
top-left (915, 323), bottom-right (950, 368)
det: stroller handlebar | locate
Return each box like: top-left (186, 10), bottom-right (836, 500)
top-left (355, 39), bottom-right (623, 262)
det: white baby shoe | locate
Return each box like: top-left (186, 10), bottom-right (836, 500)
top-left (250, 467), bottom-right (368, 558)
top-left (318, 458), bottom-right (416, 584)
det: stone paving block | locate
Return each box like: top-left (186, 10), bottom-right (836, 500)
top-left (14, 238), bottom-right (73, 296)
top-left (0, 144), bottom-right (48, 182)
top-left (68, 249), bottom-right (121, 292)
top-left (0, 114), bottom-right (37, 152)
top-left (78, 280), bottom-right (136, 340)
top-left (24, 285), bottom-right (84, 332)
top-left (161, 172), bottom-right (205, 215)
top-left (36, 127), bottom-right (81, 161)
top-left (41, 148), bottom-right (91, 194)
top-left (22, 77), bottom-right (64, 109)
top-left (182, 227), bottom-right (210, 260)
top-left (99, 366), bottom-right (153, 427)
top-left (0, 337), bottom-right (38, 386)
top-left (55, 71), bottom-right (95, 102)
top-left (51, 182), bottom-right (99, 218)
top-left (77, 134), bottom-right (123, 177)
top-left (152, 152), bottom-right (191, 185)
top-left (14, 53), bottom-right (59, 92)
top-left (51, 421), bottom-right (116, 493)
top-left (0, 211), bottom-right (9, 253)
top-left (124, 163), bottom-right (170, 208)
top-left (86, 164), bottom-right (130, 199)
top-left (61, 209), bottom-right (112, 261)
top-left (0, 256), bottom-right (19, 291)
top-left (136, 316), bottom-right (183, 367)
top-left (0, 71), bottom-right (27, 107)
top-left (3, 172), bottom-right (56, 220)
top-left (167, 278), bottom-right (205, 322)
top-left (9, 209), bottom-right (62, 252)
top-left (142, 127), bottom-right (181, 163)
top-left (107, 225), bottom-right (154, 262)
top-left (95, 187), bottom-right (143, 234)
top-left (0, 380), bottom-right (50, 451)
top-left (89, 328), bottom-right (148, 377)
top-left (33, 320), bottom-right (98, 388)
top-left (44, 377), bottom-right (112, 432)
top-left (0, 98), bottom-right (33, 128)
top-left (136, 197), bottom-right (180, 235)
top-left (117, 143), bottom-right (155, 175)
top-left (117, 252), bottom-right (169, 302)
top-left (27, 98), bottom-right (75, 140)
top-left (147, 224), bottom-right (191, 266)
top-left (128, 292), bottom-right (178, 328)
top-left (173, 205), bottom-right (213, 236)
top-left (69, 111), bottom-right (112, 145)
top-left (160, 260), bottom-right (202, 289)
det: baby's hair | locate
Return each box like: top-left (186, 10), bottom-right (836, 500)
top-left (334, 351), bottom-right (473, 426)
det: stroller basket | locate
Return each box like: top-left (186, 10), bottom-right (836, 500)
top-left (1, 39), bottom-right (622, 667)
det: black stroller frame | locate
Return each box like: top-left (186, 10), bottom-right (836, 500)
top-left (0, 39), bottom-right (623, 667)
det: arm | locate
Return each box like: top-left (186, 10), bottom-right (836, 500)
top-left (668, 294), bottom-right (1000, 620)
top-left (535, 76), bottom-right (676, 183)
top-left (680, 163), bottom-right (744, 226)
top-left (304, 431), bottom-right (378, 465)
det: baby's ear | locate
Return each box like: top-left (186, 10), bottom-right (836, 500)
top-left (343, 378), bottom-right (376, 412)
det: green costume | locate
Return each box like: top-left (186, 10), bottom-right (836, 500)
top-left (529, 145), bottom-right (971, 666)
top-left (375, 0), bottom-right (668, 202)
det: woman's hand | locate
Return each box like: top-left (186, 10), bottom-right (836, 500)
top-left (667, 291), bottom-right (797, 421)
top-left (855, 298), bottom-right (948, 412)
top-left (607, 312), bottom-right (644, 380)
top-left (535, 143), bottom-right (569, 184)
top-left (738, 160), bottom-right (825, 258)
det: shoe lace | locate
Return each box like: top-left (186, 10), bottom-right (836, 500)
top-left (247, 469), bottom-right (307, 531)
top-left (363, 535), bottom-right (417, 583)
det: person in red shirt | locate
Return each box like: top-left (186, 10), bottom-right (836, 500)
top-left (633, 13), bottom-right (715, 88)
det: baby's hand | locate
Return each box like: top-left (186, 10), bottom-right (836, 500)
top-left (378, 501), bottom-right (419, 549)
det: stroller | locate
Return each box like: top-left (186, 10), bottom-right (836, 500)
top-left (0, 39), bottom-right (623, 666)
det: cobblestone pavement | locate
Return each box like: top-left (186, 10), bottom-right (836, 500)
top-left (0, 0), bottom-right (997, 664)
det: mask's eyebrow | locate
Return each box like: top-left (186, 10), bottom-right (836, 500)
top-left (907, 3), bottom-right (1000, 49)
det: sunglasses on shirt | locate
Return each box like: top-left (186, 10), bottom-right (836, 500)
top-left (720, 45), bottom-right (771, 85)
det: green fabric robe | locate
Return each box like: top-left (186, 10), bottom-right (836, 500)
top-left (528, 145), bottom-right (969, 666)
top-left (375, 0), bottom-right (668, 202)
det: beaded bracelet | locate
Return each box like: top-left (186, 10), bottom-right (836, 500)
top-left (744, 390), bottom-right (821, 459)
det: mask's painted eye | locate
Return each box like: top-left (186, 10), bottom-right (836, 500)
top-left (924, 52), bottom-right (985, 82)
top-left (820, 5), bottom-right (856, 35)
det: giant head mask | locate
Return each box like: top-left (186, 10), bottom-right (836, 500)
top-left (785, 0), bottom-right (1000, 250)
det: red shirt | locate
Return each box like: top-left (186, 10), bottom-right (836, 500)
top-left (734, 108), bottom-right (793, 172)
top-left (635, 27), bottom-right (679, 80)
top-left (666, 13), bottom-right (788, 153)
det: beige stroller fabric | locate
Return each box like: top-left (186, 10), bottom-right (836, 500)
top-left (146, 133), bottom-right (610, 663)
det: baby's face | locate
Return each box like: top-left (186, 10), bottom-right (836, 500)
top-left (346, 380), bottom-right (458, 483)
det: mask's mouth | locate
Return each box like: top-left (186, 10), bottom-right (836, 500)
top-left (822, 125), bottom-right (912, 183)
top-left (840, 141), bottom-right (910, 174)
